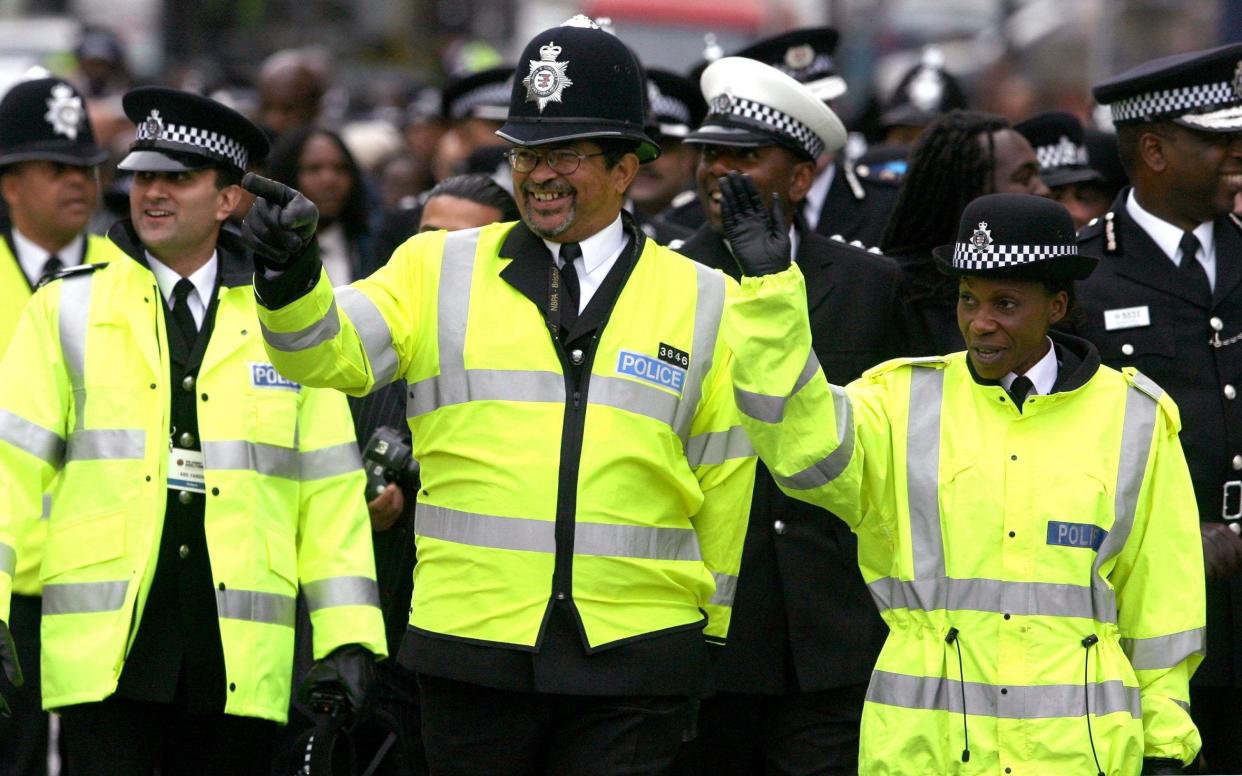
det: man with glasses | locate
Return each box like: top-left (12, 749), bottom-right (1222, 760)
top-left (1076, 43), bottom-right (1242, 773)
top-left (243, 15), bottom-right (755, 776)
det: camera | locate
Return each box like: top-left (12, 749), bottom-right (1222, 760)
top-left (361, 426), bottom-right (418, 500)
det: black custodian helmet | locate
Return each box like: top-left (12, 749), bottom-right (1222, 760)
top-left (0, 77), bottom-right (107, 167)
top-left (496, 15), bottom-right (660, 162)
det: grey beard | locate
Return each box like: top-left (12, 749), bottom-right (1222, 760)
top-left (523, 204), bottom-right (576, 238)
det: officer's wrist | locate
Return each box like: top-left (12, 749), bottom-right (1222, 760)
top-left (253, 239), bottom-right (322, 309)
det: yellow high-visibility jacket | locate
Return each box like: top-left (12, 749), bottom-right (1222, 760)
top-left (725, 265), bottom-right (1204, 774)
top-left (0, 247), bottom-right (386, 721)
top-left (1, 234), bottom-right (127, 597)
top-left (256, 223), bottom-right (755, 651)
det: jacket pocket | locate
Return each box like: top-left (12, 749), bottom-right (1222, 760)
top-left (247, 391), bottom-right (299, 449)
top-left (1096, 326), bottom-right (1175, 365)
top-left (42, 508), bottom-right (126, 580)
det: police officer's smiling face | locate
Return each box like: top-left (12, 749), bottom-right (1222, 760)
top-left (130, 168), bottom-right (240, 266)
top-left (511, 140), bottom-right (638, 242)
top-left (1152, 124), bottom-right (1242, 222)
top-left (957, 275), bottom-right (1067, 380)
top-left (695, 143), bottom-right (814, 234)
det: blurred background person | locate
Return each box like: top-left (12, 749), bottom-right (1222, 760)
top-left (256, 49), bottom-right (328, 141)
top-left (418, 172), bottom-right (517, 233)
top-left (629, 68), bottom-right (704, 244)
top-left (71, 25), bottom-right (131, 100)
top-left (1016, 111), bottom-right (1113, 230)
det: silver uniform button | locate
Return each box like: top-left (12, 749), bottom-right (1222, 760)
top-left (178, 490), bottom-right (192, 504)
top-left (773, 520), bottom-right (787, 535)
top-left (1212, 317), bottom-right (1224, 331)
top-left (178, 544), bottom-right (190, 559)
top-left (179, 431), bottom-right (195, 447)
top-left (1233, 454), bottom-right (1242, 470)
top-left (1121, 343), bottom-right (1134, 356)
top-left (182, 375), bottom-right (195, 392)
top-left (1227, 385), bottom-right (1238, 400)
top-left (570, 349), bottom-right (584, 365)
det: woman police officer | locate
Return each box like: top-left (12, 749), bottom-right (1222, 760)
top-left (720, 183), bottom-right (1204, 775)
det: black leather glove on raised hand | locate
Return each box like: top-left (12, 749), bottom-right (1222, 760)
top-left (297, 643), bottom-right (375, 714)
top-left (1141, 757), bottom-right (1184, 774)
top-left (0, 619), bottom-right (23, 717)
top-left (241, 173), bottom-right (319, 275)
top-left (718, 171), bottom-right (792, 277)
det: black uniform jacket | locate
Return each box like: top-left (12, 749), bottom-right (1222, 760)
top-left (892, 248), bottom-right (963, 358)
top-left (1075, 188), bottom-right (1242, 687)
top-left (809, 162), bottom-right (900, 249)
top-left (676, 223), bottom-right (899, 693)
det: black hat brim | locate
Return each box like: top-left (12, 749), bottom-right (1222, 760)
top-left (117, 149), bottom-right (215, 173)
top-left (1042, 167), bottom-right (1104, 189)
top-left (931, 243), bottom-right (1099, 281)
top-left (0, 144), bottom-right (107, 167)
top-left (684, 121), bottom-right (812, 161)
top-left (495, 121), bottom-right (660, 163)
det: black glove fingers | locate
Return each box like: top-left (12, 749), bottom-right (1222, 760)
top-left (769, 193), bottom-right (787, 236)
top-left (242, 172), bottom-right (296, 207)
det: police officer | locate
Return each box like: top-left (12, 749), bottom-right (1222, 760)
top-left (1077, 42), bottom-right (1242, 773)
top-left (0, 75), bottom-right (118, 776)
top-left (244, 15), bottom-right (755, 776)
top-left (673, 57), bottom-right (899, 775)
top-left (0, 87), bottom-right (387, 775)
top-left (1015, 111), bottom-right (1112, 230)
top-left (632, 68), bottom-right (705, 244)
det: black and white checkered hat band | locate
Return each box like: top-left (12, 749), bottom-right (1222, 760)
top-left (1110, 79), bottom-right (1239, 123)
top-left (650, 91), bottom-right (690, 126)
top-left (1036, 141), bottom-right (1087, 170)
top-left (135, 120), bottom-right (247, 170)
top-left (453, 82), bottom-right (512, 119)
top-left (706, 96), bottom-right (823, 158)
top-left (952, 243), bottom-right (1078, 270)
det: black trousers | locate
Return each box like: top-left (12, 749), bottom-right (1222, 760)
top-left (59, 696), bottom-right (275, 776)
top-left (1191, 685), bottom-right (1242, 774)
top-left (417, 674), bottom-right (689, 776)
top-left (679, 683), bottom-right (868, 776)
top-left (0, 594), bottom-right (46, 776)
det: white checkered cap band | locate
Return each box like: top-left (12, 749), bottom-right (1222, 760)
top-left (650, 90), bottom-right (690, 125)
top-left (135, 119), bottom-right (247, 170)
top-left (1036, 140), bottom-right (1087, 170)
top-left (952, 243), bottom-right (1078, 270)
top-left (453, 81), bottom-right (512, 119)
top-left (1110, 79), bottom-right (1239, 123)
top-left (707, 96), bottom-right (824, 159)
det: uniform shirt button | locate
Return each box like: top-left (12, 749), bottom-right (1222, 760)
top-left (177, 490), bottom-right (192, 504)
top-left (178, 431), bottom-right (196, 447)
top-left (1120, 343), bottom-right (1134, 356)
top-left (1212, 317), bottom-right (1225, 331)
top-left (1233, 455), bottom-right (1242, 471)
top-left (1227, 385), bottom-right (1237, 400)
top-left (773, 520), bottom-right (787, 535)
top-left (178, 544), bottom-right (190, 559)
top-left (181, 375), bottom-right (195, 392)
top-left (570, 349), bottom-right (584, 365)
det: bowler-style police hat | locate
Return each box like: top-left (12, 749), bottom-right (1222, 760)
top-left (496, 15), bottom-right (660, 162)
top-left (118, 87), bottom-right (269, 175)
top-left (442, 66), bottom-right (514, 122)
top-left (685, 57), bottom-right (847, 162)
top-left (880, 48), bottom-right (967, 131)
top-left (732, 27), bottom-right (847, 102)
top-left (1014, 112), bottom-right (1103, 189)
top-left (932, 193), bottom-right (1097, 281)
top-left (1094, 42), bottom-right (1242, 133)
top-left (645, 69), bottom-right (706, 140)
top-left (0, 78), bottom-right (107, 167)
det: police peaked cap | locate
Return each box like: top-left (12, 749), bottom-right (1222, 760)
top-left (0, 78), bottom-right (106, 167)
top-left (732, 27), bottom-right (846, 102)
top-left (442, 66), bottom-right (514, 122)
top-left (932, 193), bottom-right (1097, 281)
top-left (686, 57), bottom-right (847, 162)
top-left (1014, 112), bottom-right (1102, 189)
top-left (496, 15), bottom-right (660, 163)
top-left (118, 86), bottom-right (269, 175)
top-left (645, 68), bottom-right (706, 140)
top-left (1094, 42), bottom-right (1242, 133)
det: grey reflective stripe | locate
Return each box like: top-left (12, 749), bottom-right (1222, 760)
top-left (868, 577), bottom-right (1109, 622)
top-left (203, 440), bottom-right (297, 479)
top-left (408, 369), bottom-right (565, 418)
top-left (685, 425), bottom-right (754, 468)
top-left (259, 299), bottom-right (341, 352)
top-left (1092, 384), bottom-right (1159, 621)
top-left (437, 229), bottom-right (480, 376)
top-left (0, 542), bottom-right (14, 577)
top-left (41, 494), bottom-right (52, 519)
top-left (589, 375), bottom-right (678, 427)
top-left (58, 274), bottom-right (93, 432)
top-left (216, 587), bottom-right (296, 626)
top-left (670, 263), bottom-right (726, 442)
top-left (866, 670), bottom-right (1141, 719)
top-left (303, 576), bottom-right (381, 612)
top-left (710, 571), bottom-right (737, 606)
top-left (907, 368), bottom-right (945, 579)
top-left (0, 408), bottom-right (65, 466)
top-left (734, 350), bottom-right (819, 424)
top-left (43, 580), bottom-right (128, 615)
top-left (1122, 627), bottom-right (1206, 670)
top-left (773, 384), bottom-right (855, 490)
top-left (417, 503), bottom-right (702, 562)
top-left (337, 287), bottom-right (399, 388)
top-left (299, 441), bottom-right (363, 480)
top-left (65, 428), bottom-right (146, 462)
top-left (1173, 698), bottom-right (1190, 712)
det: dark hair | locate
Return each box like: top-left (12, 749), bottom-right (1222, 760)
top-left (427, 174), bottom-right (519, 222)
top-left (266, 126), bottom-right (370, 240)
top-left (881, 110), bottom-right (1011, 256)
top-left (593, 138), bottom-right (640, 169)
top-left (213, 164), bottom-right (242, 190)
top-left (1115, 122), bottom-right (1156, 178)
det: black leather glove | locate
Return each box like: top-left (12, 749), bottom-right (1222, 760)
top-left (0, 619), bottom-right (24, 717)
top-left (1141, 757), bottom-right (1184, 774)
top-left (718, 171), bottom-right (792, 277)
top-left (1201, 522), bottom-right (1242, 582)
top-left (241, 173), bottom-right (319, 273)
top-left (297, 643), bottom-right (375, 714)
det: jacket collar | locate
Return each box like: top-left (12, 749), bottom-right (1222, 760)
top-left (964, 328), bottom-right (1100, 395)
top-left (106, 218), bottom-right (254, 288)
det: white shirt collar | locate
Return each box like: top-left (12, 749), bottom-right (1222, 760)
top-left (12, 228), bottom-right (84, 286)
top-left (802, 162), bottom-right (835, 232)
top-left (544, 214), bottom-right (624, 274)
top-left (1126, 189), bottom-right (1215, 266)
top-left (1000, 337), bottom-right (1058, 397)
top-left (146, 251), bottom-right (218, 328)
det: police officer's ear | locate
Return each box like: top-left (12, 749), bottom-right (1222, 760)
top-left (1046, 287), bottom-right (1069, 326)
top-left (1136, 125), bottom-right (1173, 175)
top-left (787, 154), bottom-right (817, 207)
top-left (213, 172), bottom-right (246, 224)
top-left (608, 150), bottom-right (641, 194)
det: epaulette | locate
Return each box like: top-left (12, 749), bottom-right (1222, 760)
top-left (1076, 212), bottom-right (1118, 254)
top-left (828, 233), bottom-right (884, 255)
top-left (669, 189), bottom-right (697, 209)
top-left (40, 262), bottom-right (108, 288)
top-left (841, 162), bottom-right (866, 200)
top-left (1122, 367), bottom-right (1165, 403)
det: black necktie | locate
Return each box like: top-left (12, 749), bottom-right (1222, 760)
top-left (36, 254), bottom-right (62, 287)
top-left (1179, 231), bottom-right (1211, 302)
top-left (171, 278), bottom-right (199, 353)
top-left (1007, 375), bottom-right (1034, 412)
top-left (558, 242), bottom-right (582, 331)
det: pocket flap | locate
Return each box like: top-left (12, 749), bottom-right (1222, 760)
top-left (42, 509), bottom-right (126, 580)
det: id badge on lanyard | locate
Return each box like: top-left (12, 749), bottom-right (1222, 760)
top-left (168, 446), bottom-right (206, 493)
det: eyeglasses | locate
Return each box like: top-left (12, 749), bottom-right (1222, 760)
top-left (505, 147), bottom-right (605, 175)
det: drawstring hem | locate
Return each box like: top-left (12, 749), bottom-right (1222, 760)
top-left (1081, 633), bottom-right (1106, 776)
top-left (945, 626), bottom-right (971, 763)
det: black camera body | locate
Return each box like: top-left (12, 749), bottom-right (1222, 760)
top-left (361, 426), bottom-right (418, 500)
